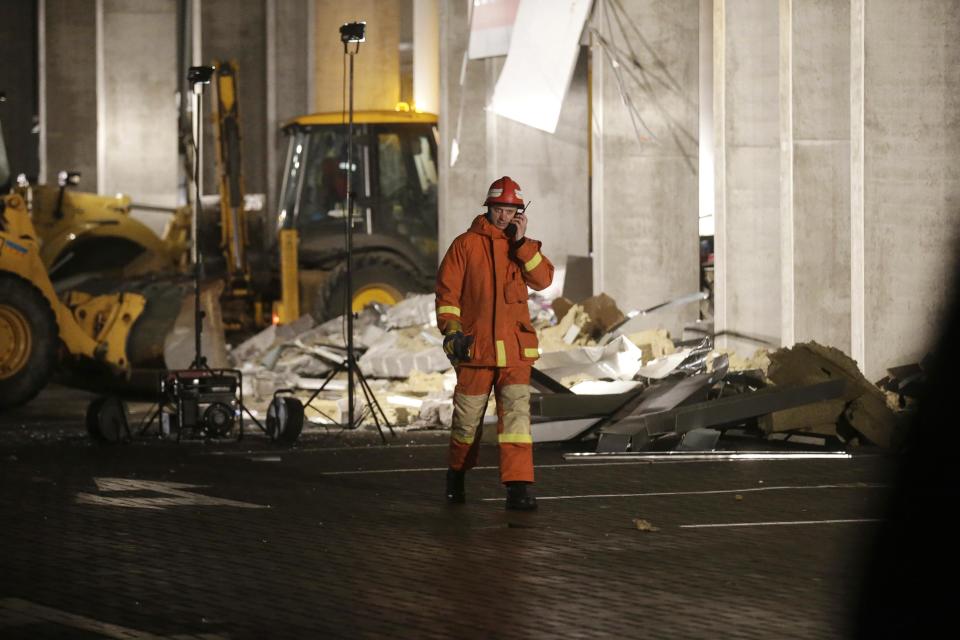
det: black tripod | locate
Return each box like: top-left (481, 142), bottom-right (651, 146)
top-left (303, 22), bottom-right (394, 443)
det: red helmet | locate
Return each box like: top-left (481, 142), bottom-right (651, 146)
top-left (483, 176), bottom-right (525, 208)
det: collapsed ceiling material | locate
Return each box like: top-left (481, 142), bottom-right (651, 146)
top-left (223, 289), bottom-right (914, 453)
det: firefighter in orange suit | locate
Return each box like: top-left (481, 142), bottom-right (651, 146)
top-left (436, 176), bottom-right (554, 510)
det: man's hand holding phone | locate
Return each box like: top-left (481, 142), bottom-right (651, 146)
top-left (509, 211), bottom-right (528, 242)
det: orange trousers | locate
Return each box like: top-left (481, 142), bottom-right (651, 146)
top-left (448, 365), bottom-right (533, 483)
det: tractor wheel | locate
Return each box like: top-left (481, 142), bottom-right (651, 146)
top-left (0, 274), bottom-right (59, 410)
top-left (312, 253), bottom-right (429, 322)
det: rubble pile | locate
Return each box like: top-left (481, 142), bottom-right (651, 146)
top-left (763, 342), bottom-right (899, 447)
top-left (225, 291), bottom-right (913, 448)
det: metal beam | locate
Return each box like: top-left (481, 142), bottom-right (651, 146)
top-left (597, 378), bottom-right (846, 452)
top-left (563, 450), bottom-right (852, 462)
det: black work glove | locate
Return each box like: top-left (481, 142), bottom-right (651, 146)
top-left (443, 331), bottom-right (474, 365)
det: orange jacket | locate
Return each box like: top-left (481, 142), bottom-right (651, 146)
top-left (436, 214), bottom-right (554, 367)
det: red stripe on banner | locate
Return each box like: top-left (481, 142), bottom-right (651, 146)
top-left (472, 0), bottom-right (520, 30)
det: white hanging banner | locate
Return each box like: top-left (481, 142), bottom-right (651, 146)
top-left (468, 0), bottom-right (521, 59)
top-left (489, 0), bottom-right (593, 133)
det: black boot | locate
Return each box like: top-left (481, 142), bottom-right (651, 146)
top-left (446, 468), bottom-right (466, 504)
top-left (505, 481), bottom-right (538, 511)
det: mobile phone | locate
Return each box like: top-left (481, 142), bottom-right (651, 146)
top-left (505, 205), bottom-right (527, 239)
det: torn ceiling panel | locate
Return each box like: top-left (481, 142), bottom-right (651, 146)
top-left (489, 0), bottom-right (593, 133)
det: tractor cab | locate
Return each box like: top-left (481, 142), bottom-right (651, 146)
top-left (276, 110), bottom-right (439, 318)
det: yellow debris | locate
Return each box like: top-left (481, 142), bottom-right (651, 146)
top-left (632, 518), bottom-right (660, 532)
top-left (626, 328), bottom-right (676, 364)
top-left (708, 348), bottom-right (771, 374)
top-left (538, 304), bottom-right (593, 352)
top-left (391, 370), bottom-right (448, 393)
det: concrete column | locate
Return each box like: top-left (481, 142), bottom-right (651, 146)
top-left (312, 0), bottom-right (400, 113)
top-left (698, 0), bottom-right (714, 236)
top-left (439, 0), bottom-right (489, 253)
top-left (439, 0), bottom-right (588, 274)
top-left (0, 0), bottom-right (40, 181)
top-left (851, 0), bottom-right (960, 381)
top-left (41, 0), bottom-right (98, 187)
top-left (267, 0), bottom-right (311, 211)
top-left (780, 0), bottom-right (851, 352)
top-left (714, 0), bottom-right (779, 351)
top-left (99, 0), bottom-right (178, 209)
top-left (201, 0), bottom-right (267, 195)
top-left (592, 0), bottom-right (700, 335)
top-left (413, 0), bottom-right (439, 114)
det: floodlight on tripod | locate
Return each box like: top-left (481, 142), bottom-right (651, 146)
top-left (300, 21), bottom-right (395, 443)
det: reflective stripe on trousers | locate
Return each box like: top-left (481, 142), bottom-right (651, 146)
top-left (448, 365), bottom-right (533, 484)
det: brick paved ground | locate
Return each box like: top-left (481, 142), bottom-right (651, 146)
top-left (0, 385), bottom-right (895, 639)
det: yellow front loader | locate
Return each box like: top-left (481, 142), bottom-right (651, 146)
top-left (26, 176), bottom-right (189, 282)
top-left (0, 191), bottom-right (147, 408)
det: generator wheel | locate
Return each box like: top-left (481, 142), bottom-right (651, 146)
top-left (86, 396), bottom-right (130, 443)
top-left (0, 275), bottom-right (58, 410)
top-left (312, 253), bottom-right (428, 322)
top-left (266, 396), bottom-right (304, 444)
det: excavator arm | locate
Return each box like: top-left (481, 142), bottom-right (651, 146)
top-left (212, 60), bottom-right (251, 291)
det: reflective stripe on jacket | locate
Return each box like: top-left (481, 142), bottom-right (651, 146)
top-left (435, 214), bottom-right (555, 367)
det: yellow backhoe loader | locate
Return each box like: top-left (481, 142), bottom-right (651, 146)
top-left (273, 108), bottom-right (439, 323)
top-left (205, 61), bottom-right (439, 331)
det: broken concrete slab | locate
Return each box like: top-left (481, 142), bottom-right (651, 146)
top-left (230, 314), bottom-right (317, 366)
top-left (383, 294), bottom-right (437, 329)
top-left (295, 312), bottom-right (386, 350)
top-left (416, 395), bottom-right (455, 428)
top-left (358, 326), bottom-right (451, 378)
top-left (276, 314), bottom-right (316, 341)
top-left (231, 323), bottom-right (280, 364)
